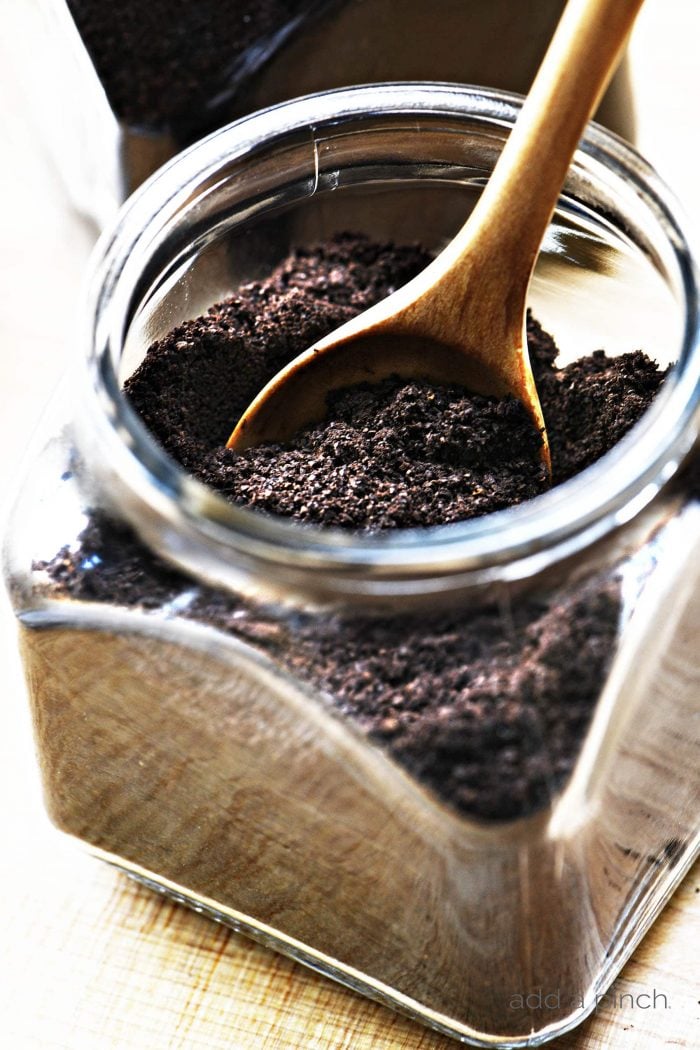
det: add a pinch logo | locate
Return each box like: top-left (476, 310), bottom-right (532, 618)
top-left (508, 986), bottom-right (670, 1012)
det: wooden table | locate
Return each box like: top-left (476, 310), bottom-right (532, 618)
top-left (1, 1), bottom-right (698, 1045)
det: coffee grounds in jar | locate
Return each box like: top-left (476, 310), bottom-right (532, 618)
top-left (198, 378), bottom-right (548, 528)
top-left (288, 578), bottom-right (622, 821)
top-left (66, 0), bottom-right (314, 135)
top-left (39, 233), bottom-right (670, 820)
top-left (38, 513), bottom-right (621, 821)
top-left (124, 233), bottom-right (667, 528)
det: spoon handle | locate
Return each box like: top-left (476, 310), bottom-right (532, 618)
top-left (432, 0), bottom-right (644, 305)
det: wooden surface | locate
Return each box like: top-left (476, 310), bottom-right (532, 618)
top-left (1, 1), bottom-right (699, 1046)
top-left (1, 842), bottom-right (699, 1049)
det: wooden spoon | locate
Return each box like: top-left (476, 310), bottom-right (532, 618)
top-left (227, 0), bottom-right (644, 468)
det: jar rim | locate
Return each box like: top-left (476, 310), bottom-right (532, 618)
top-left (83, 82), bottom-right (700, 598)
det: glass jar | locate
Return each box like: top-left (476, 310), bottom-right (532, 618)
top-left (30, 0), bottom-right (634, 223)
top-left (5, 85), bottom-right (700, 1046)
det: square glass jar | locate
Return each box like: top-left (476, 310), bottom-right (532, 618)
top-left (5, 85), bottom-right (700, 1046)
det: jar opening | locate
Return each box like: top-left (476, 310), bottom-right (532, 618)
top-left (82, 84), bottom-right (700, 598)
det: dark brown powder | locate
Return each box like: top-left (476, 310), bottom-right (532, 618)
top-left (288, 581), bottom-right (622, 821)
top-left (38, 513), bottom-right (621, 821)
top-left (198, 379), bottom-right (548, 528)
top-left (124, 234), bottom-right (666, 528)
top-left (66, 1), bottom-right (316, 136)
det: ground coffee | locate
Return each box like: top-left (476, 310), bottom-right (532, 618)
top-left (67, 0), bottom-right (312, 135)
top-left (124, 234), bottom-right (665, 527)
top-left (41, 233), bottom-right (669, 819)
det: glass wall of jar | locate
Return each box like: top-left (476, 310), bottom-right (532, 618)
top-left (5, 86), bottom-right (699, 1046)
top-left (26, 0), bottom-right (635, 224)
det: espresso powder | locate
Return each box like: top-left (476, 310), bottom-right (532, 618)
top-left (67, 1), bottom-right (313, 135)
top-left (124, 234), bottom-right (666, 528)
top-left (41, 514), bottom-right (621, 821)
top-left (41, 234), bottom-right (670, 819)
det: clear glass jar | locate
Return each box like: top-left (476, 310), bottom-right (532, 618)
top-left (30, 0), bottom-right (634, 224)
top-left (5, 85), bottom-right (700, 1046)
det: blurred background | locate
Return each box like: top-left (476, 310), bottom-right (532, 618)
top-left (0, 1), bottom-right (698, 1046)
